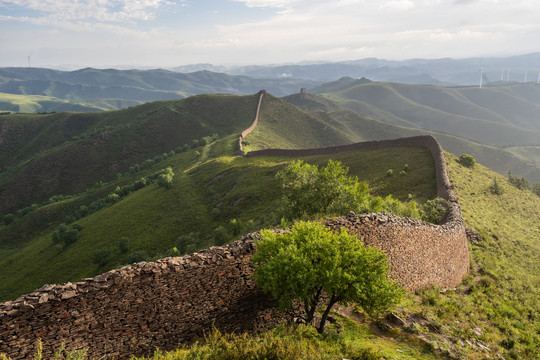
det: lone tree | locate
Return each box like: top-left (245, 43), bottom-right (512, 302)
top-left (458, 154), bottom-right (476, 168)
top-left (252, 221), bottom-right (403, 334)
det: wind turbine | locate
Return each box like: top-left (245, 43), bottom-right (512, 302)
top-left (479, 66), bottom-right (484, 88)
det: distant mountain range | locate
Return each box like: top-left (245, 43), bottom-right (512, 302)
top-left (0, 67), bottom-right (316, 112)
top-left (175, 52), bottom-right (540, 85)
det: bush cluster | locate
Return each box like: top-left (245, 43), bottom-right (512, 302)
top-left (277, 160), bottom-right (420, 221)
top-left (52, 223), bottom-right (83, 249)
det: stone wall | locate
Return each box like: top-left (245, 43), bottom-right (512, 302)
top-left (237, 90), bottom-right (265, 155)
top-left (0, 237), bottom-right (286, 359)
top-left (0, 206), bottom-right (469, 359)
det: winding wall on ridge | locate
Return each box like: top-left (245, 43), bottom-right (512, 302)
top-left (0, 92), bottom-right (469, 359)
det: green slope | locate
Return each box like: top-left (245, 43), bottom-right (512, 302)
top-left (322, 82), bottom-right (540, 147)
top-left (402, 153), bottom-right (540, 358)
top-left (0, 92), bottom-right (103, 112)
top-left (150, 154), bottom-right (540, 359)
top-left (0, 94), bottom-right (261, 216)
top-left (0, 137), bottom-right (436, 301)
top-left (281, 90), bottom-right (540, 183)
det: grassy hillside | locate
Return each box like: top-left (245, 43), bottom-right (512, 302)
top-left (280, 93), bottom-right (540, 183)
top-left (0, 94), bottom-right (261, 216)
top-left (401, 153), bottom-right (540, 358)
top-left (0, 92), bottom-right (103, 112)
top-left (0, 137), bottom-right (436, 301)
top-left (133, 151), bottom-right (540, 360)
top-left (242, 95), bottom-right (358, 151)
top-left (66, 148), bottom-right (538, 360)
top-left (321, 82), bottom-right (540, 147)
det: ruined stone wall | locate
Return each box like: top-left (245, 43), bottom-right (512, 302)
top-left (0, 237), bottom-right (285, 359)
top-left (0, 208), bottom-right (468, 360)
top-left (237, 90), bottom-right (265, 155)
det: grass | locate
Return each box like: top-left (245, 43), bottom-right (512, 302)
top-left (0, 139), bottom-right (436, 301)
top-left (131, 315), bottom-right (440, 360)
top-left (396, 152), bottom-right (540, 359)
top-left (0, 92), bottom-right (102, 113)
top-left (311, 81), bottom-right (540, 183)
top-left (132, 150), bottom-right (540, 360)
top-left (0, 94), bottom-right (260, 216)
top-left (2, 130), bottom-right (538, 359)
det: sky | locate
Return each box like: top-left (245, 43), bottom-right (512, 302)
top-left (1, 0), bottom-right (539, 69)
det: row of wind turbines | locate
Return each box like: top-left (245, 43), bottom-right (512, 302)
top-left (479, 66), bottom-right (540, 88)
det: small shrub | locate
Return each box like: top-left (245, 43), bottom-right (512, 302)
top-left (532, 183), bottom-right (540, 196)
top-left (157, 167), bottom-right (175, 189)
top-left (459, 154), bottom-right (476, 168)
top-left (489, 177), bottom-right (504, 195)
top-left (118, 237), bottom-right (130, 253)
top-left (213, 225), bottom-right (229, 246)
top-left (93, 248), bottom-right (111, 266)
top-left (127, 251), bottom-right (149, 263)
top-left (51, 223), bottom-right (80, 248)
top-left (420, 198), bottom-right (449, 224)
top-left (2, 213), bottom-right (15, 225)
top-left (507, 171), bottom-right (530, 190)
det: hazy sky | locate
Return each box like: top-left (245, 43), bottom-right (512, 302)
top-left (1, 0), bottom-right (539, 68)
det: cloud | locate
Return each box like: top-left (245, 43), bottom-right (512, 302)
top-left (1, 0), bottom-right (175, 23)
top-left (380, 0), bottom-right (415, 11)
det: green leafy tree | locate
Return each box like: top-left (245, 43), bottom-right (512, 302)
top-left (157, 167), bottom-right (175, 189)
top-left (252, 221), bottom-right (403, 334)
top-left (276, 160), bottom-right (419, 221)
top-left (459, 154), bottom-right (476, 168)
top-left (276, 160), bottom-right (370, 220)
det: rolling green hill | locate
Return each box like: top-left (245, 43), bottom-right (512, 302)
top-left (283, 85), bottom-right (540, 183)
top-left (0, 94), bottom-right (261, 216)
top-left (280, 92), bottom-right (540, 183)
top-left (318, 82), bottom-right (540, 147)
top-left (0, 135), bottom-right (436, 301)
top-left (0, 92), bottom-right (104, 112)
